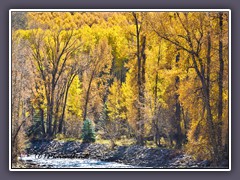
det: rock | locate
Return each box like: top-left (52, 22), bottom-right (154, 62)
top-left (199, 160), bottom-right (211, 167)
top-left (25, 140), bottom-right (224, 168)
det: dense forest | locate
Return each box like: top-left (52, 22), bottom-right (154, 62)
top-left (11, 11), bottom-right (229, 166)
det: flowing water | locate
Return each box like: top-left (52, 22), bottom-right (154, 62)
top-left (19, 155), bottom-right (138, 168)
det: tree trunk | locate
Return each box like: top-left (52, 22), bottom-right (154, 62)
top-left (83, 73), bottom-right (94, 121)
top-left (175, 53), bottom-right (182, 149)
top-left (53, 105), bottom-right (59, 136)
top-left (153, 46), bottom-right (161, 147)
top-left (133, 12), bottom-right (145, 146)
top-left (58, 75), bottom-right (76, 133)
top-left (206, 30), bottom-right (211, 100)
top-left (40, 108), bottom-right (45, 136)
top-left (175, 95), bottom-right (182, 149)
top-left (182, 108), bottom-right (189, 143)
top-left (202, 76), bottom-right (219, 165)
top-left (140, 35), bottom-right (146, 145)
top-left (47, 91), bottom-right (54, 137)
top-left (217, 12), bottom-right (224, 157)
top-left (47, 73), bottom-right (57, 137)
top-left (191, 53), bottom-right (219, 165)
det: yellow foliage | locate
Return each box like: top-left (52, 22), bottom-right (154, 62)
top-left (66, 76), bottom-right (83, 118)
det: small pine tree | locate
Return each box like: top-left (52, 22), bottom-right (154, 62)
top-left (81, 119), bottom-right (96, 143)
top-left (26, 113), bottom-right (44, 140)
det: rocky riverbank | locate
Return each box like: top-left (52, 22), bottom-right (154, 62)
top-left (24, 140), bottom-right (222, 168)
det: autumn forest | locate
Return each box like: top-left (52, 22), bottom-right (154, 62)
top-left (11, 11), bottom-right (229, 168)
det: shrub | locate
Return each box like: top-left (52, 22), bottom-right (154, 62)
top-left (55, 133), bottom-right (65, 140)
top-left (81, 119), bottom-right (96, 143)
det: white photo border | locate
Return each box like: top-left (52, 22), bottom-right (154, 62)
top-left (9, 9), bottom-right (231, 172)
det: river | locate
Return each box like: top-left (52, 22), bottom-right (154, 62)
top-left (19, 155), bottom-right (138, 168)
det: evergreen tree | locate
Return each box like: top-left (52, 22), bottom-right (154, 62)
top-left (81, 119), bottom-right (96, 143)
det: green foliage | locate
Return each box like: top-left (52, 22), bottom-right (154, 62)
top-left (81, 119), bottom-right (96, 143)
top-left (26, 113), bottom-right (44, 140)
